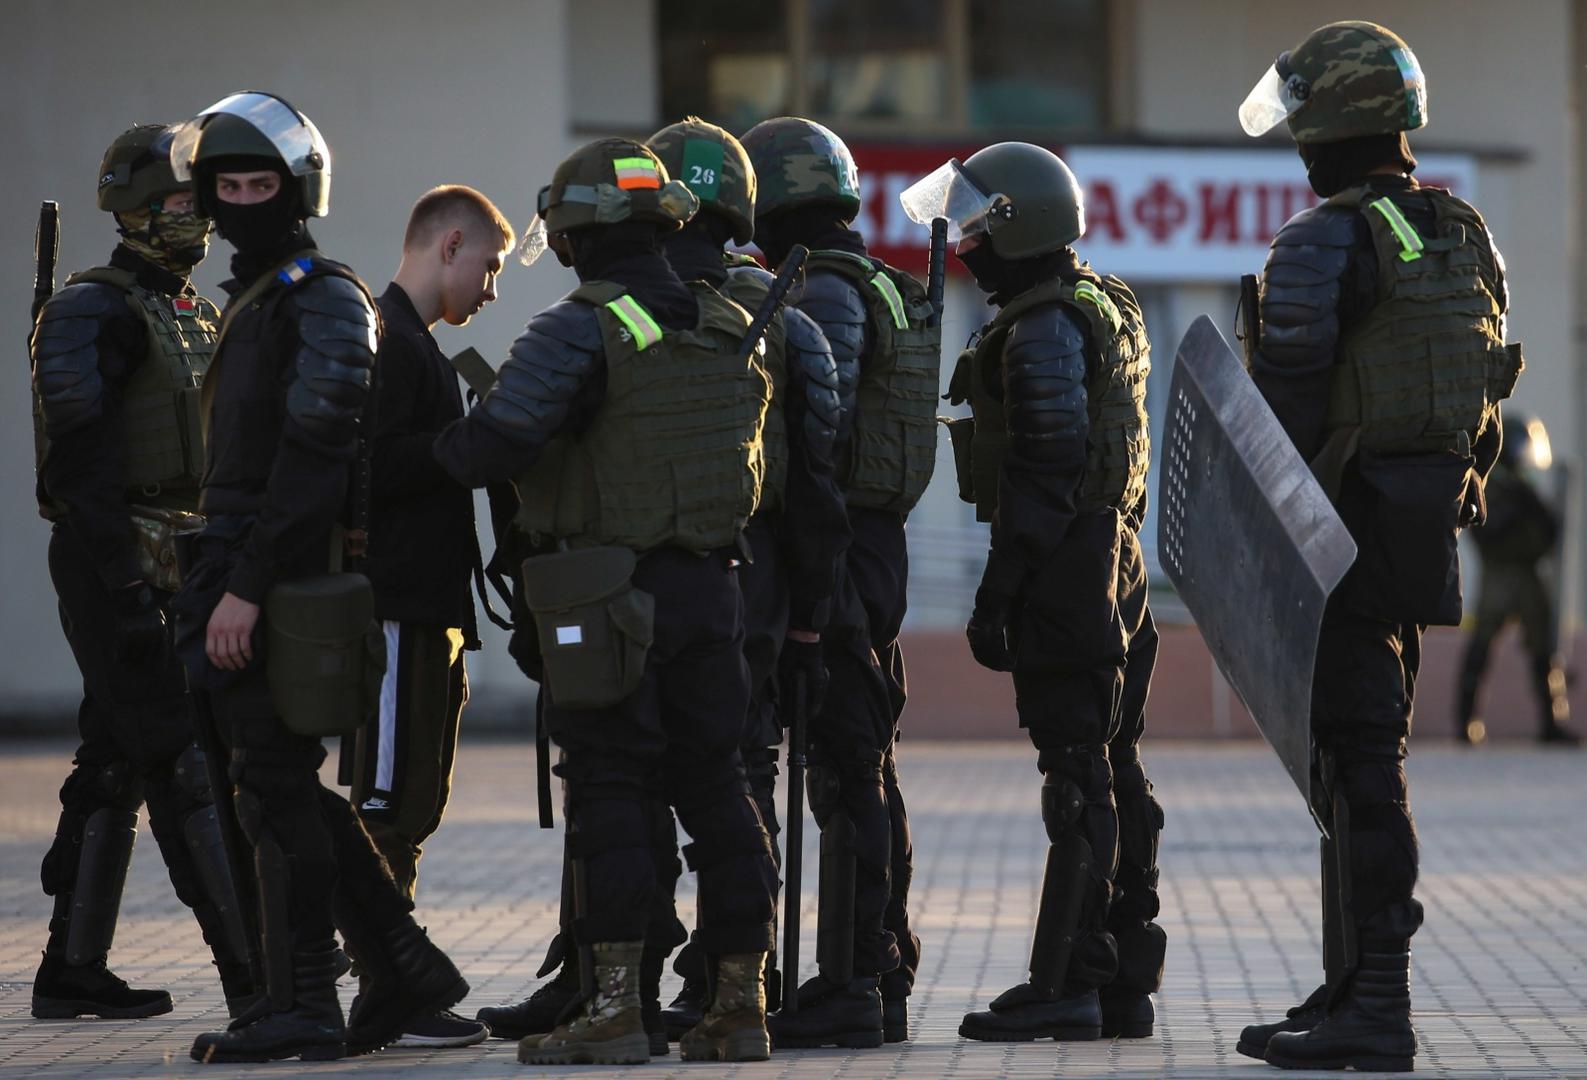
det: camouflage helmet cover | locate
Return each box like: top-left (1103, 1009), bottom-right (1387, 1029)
top-left (518, 138), bottom-right (699, 265)
top-left (739, 116), bottom-right (861, 221)
top-left (646, 117), bottom-right (757, 245)
top-left (97, 124), bottom-right (187, 213)
top-left (1239, 21), bottom-right (1428, 144)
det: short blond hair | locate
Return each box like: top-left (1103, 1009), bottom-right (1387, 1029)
top-left (404, 184), bottom-right (514, 252)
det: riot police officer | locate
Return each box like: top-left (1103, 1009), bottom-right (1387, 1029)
top-left (1458, 412), bottom-right (1578, 745)
top-left (900, 143), bottom-right (1163, 1042)
top-left (167, 92), bottom-right (467, 1063)
top-left (434, 138), bottom-right (779, 1066)
top-left (648, 116), bottom-right (849, 1037)
top-left (740, 116), bottom-right (935, 1048)
top-left (28, 123), bottom-right (253, 1021)
top-left (1234, 22), bottom-right (1520, 1071)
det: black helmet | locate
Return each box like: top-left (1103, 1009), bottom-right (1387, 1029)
top-left (171, 91), bottom-right (331, 216)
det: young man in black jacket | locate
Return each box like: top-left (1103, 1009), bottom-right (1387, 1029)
top-left (354, 185), bottom-right (513, 1048)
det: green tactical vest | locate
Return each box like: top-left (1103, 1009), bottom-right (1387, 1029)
top-left (1321, 185), bottom-right (1522, 456)
top-left (806, 250), bottom-right (941, 513)
top-left (33, 266), bottom-right (216, 518)
top-left (720, 259), bottom-right (788, 515)
top-left (514, 280), bottom-right (771, 553)
top-left (949, 275), bottom-right (1150, 524)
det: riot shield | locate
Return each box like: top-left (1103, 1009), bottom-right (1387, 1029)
top-left (1159, 316), bottom-right (1357, 829)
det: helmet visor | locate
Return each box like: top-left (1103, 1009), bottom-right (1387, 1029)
top-left (517, 214), bottom-right (549, 267)
top-left (1239, 60), bottom-right (1310, 137)
top-left (170, 91), bottom-right (330, 180)
top-left (898, 159), bottom-right (999, 243)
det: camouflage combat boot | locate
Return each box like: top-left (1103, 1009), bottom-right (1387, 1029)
top-left (679, 953), bottom-right (771, 1062)
top-left (518, 942), bottom-right (649, 1066)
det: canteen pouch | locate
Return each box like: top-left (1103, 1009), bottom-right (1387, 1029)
top-left (265, 573), bottom-right (385, 737)
top-left (521, 546), bottom-right (654, 709)
top-left (128, 504), bottom-right (205, 593)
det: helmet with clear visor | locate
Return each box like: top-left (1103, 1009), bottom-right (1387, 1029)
top-left (900, 142), bottom-right (1083, 260)
top-left (1239, 21), bottom-right (1427, 144)
top-left (170, 91), bottom-right (332, 216)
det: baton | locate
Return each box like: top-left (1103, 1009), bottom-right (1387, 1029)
top-left (32, 201), bottom-right (59, 327)
top-left (737, 245), bottom-right (810, 363)
top-left (926, 217), bottom-right (947, 329)
top-left (781, 671), bottom-right (808, 1012)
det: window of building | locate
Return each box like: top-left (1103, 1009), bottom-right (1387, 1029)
top-left (657, 0), bottom-right (1108, 136)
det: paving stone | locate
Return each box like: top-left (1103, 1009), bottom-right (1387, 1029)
top-left (0, 736), bottom-right (1582, 1078)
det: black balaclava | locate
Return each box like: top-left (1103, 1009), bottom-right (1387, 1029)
top-left (959, 242), bottom-right (1089, 308)
top-left (754, 202), bottom-right (866, 269)
top-left (1296, 132), bottom-right (1417, 198)
top-left (662, 212), bottom-right (735, 288)
top-left (568, 220), bottom-right (699, 331)
top-left (202, 154), bottom-right (310, 274)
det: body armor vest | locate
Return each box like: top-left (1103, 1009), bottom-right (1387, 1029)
top-left (515, 280), bottom-right (770, 553)
top-left (954, 275), bottom-right (1150, 523)
top-left (722, 261), bottom-right (788, 515)
top-left (33, 266), bottom-right (216, 517)
top-left (806, 250), bottom-right (940, 513)
top-left (1321, 186), bottom-right (1521, 455)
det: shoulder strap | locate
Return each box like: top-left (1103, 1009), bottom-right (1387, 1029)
top-left (570, 281), bottom-right (665, 351)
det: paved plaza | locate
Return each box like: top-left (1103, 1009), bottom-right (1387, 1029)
top-left (0, 736), bottom-right (1583, 1078)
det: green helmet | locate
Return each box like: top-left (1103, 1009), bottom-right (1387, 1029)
top-left (739, 117), bottom-right (860, 222)
top-left (1239, 21), bottom-right (1428, 144)
top-left (171, 91), bottom-right (332, 216)
top-left (518, 139), bottom-right (699, 265)
top-left (899, 142), bottom-right (1083, 260)
top-left (646, 118), bottom-right (757, 246)
top-left (97, 124), bottom-right (187, 213)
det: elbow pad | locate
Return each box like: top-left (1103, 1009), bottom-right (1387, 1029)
top-left (1259, 204), bottom-right (1355, 371)
top-left (479, 300), bottom-right (602, 442)
top-left (784, 307), bottom-right (842, 466)
top-left (1004, 304), bottom-right (1088, 461)
top-left (31, 283), bottom-right (123, 436)
top-left (288, 274), bottom-right (377, 451)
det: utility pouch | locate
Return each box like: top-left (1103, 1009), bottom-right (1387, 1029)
top-left (128, 504), bottom-right (205, 593)
top-left (265, 573), bottom-right (385, 737)
top-left (941, 416), bottom-right (976, 504)
top-left (521, 546), bottom-right (654, 709)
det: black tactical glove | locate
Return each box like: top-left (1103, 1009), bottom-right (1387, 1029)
top-left (112, 582), bottom-right (169, 668)
top-left (779, 635), bottom-right (829, 723)
top-left (966, 586), bottom-right (1017, 672)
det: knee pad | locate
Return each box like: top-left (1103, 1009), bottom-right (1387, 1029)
top-left (169, 744), bottom-right (214, 811)
top-left (61, 760), bottom-right (144, 814)
top-left (1040, 773), bottom-right (1085, 843)
top-left (806, 763), bottom-right (842, 827)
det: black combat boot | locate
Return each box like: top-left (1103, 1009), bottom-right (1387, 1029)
top-left (32, 951), bottom-right (172, 1020)
top-left (880, 968), bottom-right (910, 1043)
top-left (768, 974), bottom-right (884, 1049)
top-left (959, 982), bottom-right (1102, 1042)
top-left (661, 977), bottom-right (708, 1040)
top-left (343, 919), bottom-right (469, 1055)
top-left (190, 945), bottom-right (345, 1063)
top-left (1100, 986), bottom-right (1155, 1039)
top-left (1264, 949), bottom-right (1416, 1072)
top-left (477, 957), bottom-right (581, 1040)
top-left (1236, 982), bottom-right (1330, 1058)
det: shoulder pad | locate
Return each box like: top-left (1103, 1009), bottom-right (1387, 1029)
top-left (288, 274), bottom-right (376, 452)
top-left (1006, 301), bottom-right (1089, 360)
top-left (1002, 304), bottom-right (1088, 449)
top-left (1271, 202), bottom-right (1359, 253)
top-left (1259, 204), bottom-right (1353, 364)
top-left (481, 305), bottom-right (604, 440)
top-left (31, 282), bottom-right (128, 435)
top-left (794, 269), bottom-right (867, 366)
top-left (531, 299), bottom-right (606, 352)
top-left (727, 263), bottom-right (776, 290)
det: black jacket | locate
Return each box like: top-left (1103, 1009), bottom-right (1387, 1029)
top-left (365, 284), bottom-right (477, 628)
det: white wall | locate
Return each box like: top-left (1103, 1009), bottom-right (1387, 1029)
top-left (0, 0), bottom-right (578, 721)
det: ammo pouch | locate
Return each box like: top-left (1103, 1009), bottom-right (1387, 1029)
top-left (128, 504), bottom-right (205, 593)
top-left (941, 416), bottom-right (976, 504)
top-left (265, 573), bottom-right (385, 737)
top-left (521, 546), bottom-right (655, 709)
